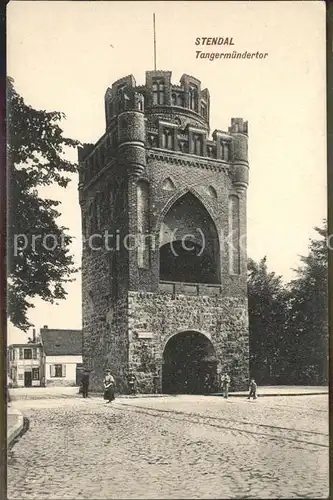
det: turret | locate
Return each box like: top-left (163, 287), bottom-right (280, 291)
top-left (229, 118), bottom-right (249, 193)
top-left (117, 88), bottom-right (146, 178)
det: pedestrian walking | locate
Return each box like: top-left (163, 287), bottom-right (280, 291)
top-left (7, 374), bottom-right (13, 407)
top-left (221, 373), bottom-right (231, 399)
top-left (81, 369), bottom-right (90, 398)
top-left (152, 368), bottom-right (160, 394)
top-left (127, 370), bottom-right (137, 396)
top-left (248, 378), bottom-right (258, 399)
top-left (103, 369), bottom-right (115, 404)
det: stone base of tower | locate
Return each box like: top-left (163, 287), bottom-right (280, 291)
top-left (128, 291), bottom-right (249, 394)
top-left (83, 289), bottom-right (249, 394)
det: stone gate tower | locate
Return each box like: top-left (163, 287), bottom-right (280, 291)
top-left (78, 71), bottom-right (249, 393)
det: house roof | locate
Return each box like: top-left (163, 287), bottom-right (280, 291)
top-left (8, 343), bottom-right (42, 348)
top-left (40, 329), bottom-right (82, 356)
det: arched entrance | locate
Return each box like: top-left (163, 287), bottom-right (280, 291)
top-left (162, 331), bottom-right (218, 394)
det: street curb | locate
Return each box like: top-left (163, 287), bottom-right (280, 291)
top-left (89, 392), bottom-right (328, 399)
top-left (7, 408), bottom-right (24, 447)
top-left (211, 392), bottom-right (328, 398)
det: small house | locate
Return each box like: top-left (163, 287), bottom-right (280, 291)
top-left (8, 340), bottom-right (43, 387)
top-left (40, 327), bottom-right (83, 386)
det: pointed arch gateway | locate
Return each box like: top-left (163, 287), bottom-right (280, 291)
top-left (159, 191), bottom-right (221, 284)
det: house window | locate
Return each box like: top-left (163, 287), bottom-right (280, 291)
top-left (32, 368), bottom-right (39, 380)
top-left (193, 134), bottom-right (203, 156)
top-left (172, 93), bottom-right (177, 105)
top-left (152, 79), bottom-right (165, 105)
top-left (32, 348), bottom-right (37, 359)
top-left (162, 128), bottom-right (174, 150)
top-left (50, 364), bottom-right (66, 377)
top-left (24, 349), bottom-right (32, 360)
top-left (189, 85), bottom-right (198, 111)
top-left (19, 348), bottom-right (23, 360)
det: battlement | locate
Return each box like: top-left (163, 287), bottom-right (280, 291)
top-left (78, 72), bottom-right (248, 187)
top-left (104, 71), bottom-right (210, 127)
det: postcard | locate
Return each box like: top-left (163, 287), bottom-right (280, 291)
top-left (6, 1), bottom-right (328, 499)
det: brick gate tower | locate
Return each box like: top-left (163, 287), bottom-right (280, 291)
top-left (78, 71), bottom-right (249, 393)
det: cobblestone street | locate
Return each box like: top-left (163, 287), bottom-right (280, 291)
top-left (7, 394), bottom-right (329, 499)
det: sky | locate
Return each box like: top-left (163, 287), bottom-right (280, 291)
top-left (7, 0), bottom-right (327, 344)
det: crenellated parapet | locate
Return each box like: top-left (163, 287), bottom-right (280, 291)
top-left (78, 71), bottom-right (249, 191)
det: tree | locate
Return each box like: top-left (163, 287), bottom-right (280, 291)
top-left (7, 77), bottom-right (79, 331)
top-left (287, 224), bottom-right (328, 384)
top-left (247, 257), bottom-right (289, 384)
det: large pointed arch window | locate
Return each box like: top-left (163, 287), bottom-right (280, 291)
top-left (159, 192), bottom-right (220, 284)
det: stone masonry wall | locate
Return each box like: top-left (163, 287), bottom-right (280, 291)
top-left (128, 291), bottom-right (249, 392)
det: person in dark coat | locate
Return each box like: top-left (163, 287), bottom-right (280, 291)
top-left (127, 370), bottom-right (137, 396)
top-left (103, 370), bottom-right (115, 404)
top-left (81, 369), bottom-right (90, 398)
top-left (248, 378), bottom-right (258, 399)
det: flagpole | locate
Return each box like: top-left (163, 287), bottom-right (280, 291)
top-left (153, 13), bottom-right (157, 70)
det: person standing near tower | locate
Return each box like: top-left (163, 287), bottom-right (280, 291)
top-left (81, 369), bottom-right (90, 398)
top-left (103, 369), bottom-right (115, 404)
top-left (127, 370), bottom-right (137, 396)
top-left (221, 373), bottom-right (231, 399)
top-left (248, 378), bottom-right (258, 400)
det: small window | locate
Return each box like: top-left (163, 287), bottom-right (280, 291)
top-left (201, 102), bottom-right (207, 119)
top-left (32, 368), bottom-right (39, 380)
top-left (177, 93), bottom-right (184, 106)
top-left (193, 134), bottom-right (203, 156)
top-left (189, 84), bottom-right (198, 111)
top-left (19, 348), bottom-right (23, 360)
top-left (32, 348), bottom-right (37, 359)
top-left (162, 128), bottom-right (174, 150)
top-left (18, 374), bottom-right (23, 380)
top-left (222, 142), bottom-right (230, 161)
top-left (50, 364), bottom-right (66, 378)
top-left (152, 79), bottom-right (165, 105)
top-left (24, 349), bottom-right (32, 360)
top-left (172, 93), bottom-right (177, 105)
